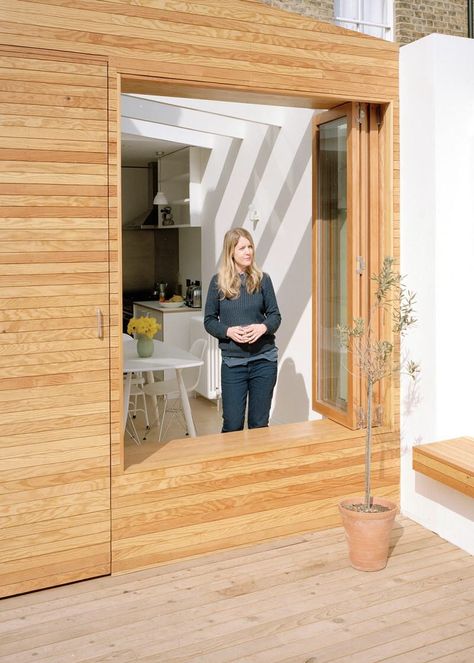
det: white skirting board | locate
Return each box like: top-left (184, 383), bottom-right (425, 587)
top-left (190, 315), bottom-right (221, 400)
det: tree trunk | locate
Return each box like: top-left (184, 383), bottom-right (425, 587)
top-left (365, 380), bottom-right (373, 510)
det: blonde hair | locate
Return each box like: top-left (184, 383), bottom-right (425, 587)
top-left (217, 228), bottom-right (262, 299)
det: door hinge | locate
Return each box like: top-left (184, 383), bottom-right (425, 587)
top-left (357, 104), bottom-right (366, 125)
top-left (356, 256), bottom-right (366, 275)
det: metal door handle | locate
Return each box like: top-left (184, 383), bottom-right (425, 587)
top-left (96, 308), bottom-right (103, 339)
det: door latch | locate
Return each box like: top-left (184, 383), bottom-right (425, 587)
top-left (96, 308), bottom-right (103, 339)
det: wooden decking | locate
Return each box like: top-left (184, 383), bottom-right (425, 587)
top-left (1, 518), bottom-right (473, 662)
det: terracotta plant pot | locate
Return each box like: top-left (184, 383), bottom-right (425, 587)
top-left (338, 496), bottom-right (398, 571)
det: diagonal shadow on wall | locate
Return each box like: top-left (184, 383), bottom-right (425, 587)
top-left (201, 137), bottom-right (242, 272)
top-left (274, 217), bottom-right (312, 358)
top-left (254, 122), bottom-right (312, 267)
top-left (230, 124), bottom-right (281, 231)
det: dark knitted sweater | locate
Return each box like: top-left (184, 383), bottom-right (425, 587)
top-left (204, 273), bottom-right (281, 358)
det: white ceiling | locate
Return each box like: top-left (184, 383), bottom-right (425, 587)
top-left (121, 134), bottom-right (189, 166)
top-left (120, 92), bottom-right (283, 165)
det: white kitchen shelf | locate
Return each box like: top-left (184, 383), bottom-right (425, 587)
top-left (134, 223), bottom-right (199, 230)
top-left (156, 224), bottom-right (196, 229)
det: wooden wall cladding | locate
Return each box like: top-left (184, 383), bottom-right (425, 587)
top-left (0, 50), bottom-right (111, 598)
top-left (0, 0), bottom-right (398, 106)
top-left (0, 0), bottom-right (399, 595)
top-left (112, 420), bottom-right (399, 574)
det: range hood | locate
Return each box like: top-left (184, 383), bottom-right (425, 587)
top-left (124, 162), bottom-right (160, 229)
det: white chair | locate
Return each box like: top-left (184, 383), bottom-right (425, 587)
top-left (143, 338), bottom-right (207, 441)
top-left (123, 333), bottom-right (151, 442)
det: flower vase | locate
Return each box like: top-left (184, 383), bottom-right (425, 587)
top-left (136, 334), bottom-right (153, 358)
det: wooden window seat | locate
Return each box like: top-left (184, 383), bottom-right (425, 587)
top-left (113, 419), bottom-right (400, 574)
top-left (413, 437), bottom-right (474, 497)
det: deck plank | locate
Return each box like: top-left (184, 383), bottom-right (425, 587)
top-left (0, 518), bottom-right (473, 662)
top-left (379, 632), bottom-right (474, 663)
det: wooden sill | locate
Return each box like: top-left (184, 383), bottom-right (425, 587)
top-left (123, 418), bottom-right (372, 473)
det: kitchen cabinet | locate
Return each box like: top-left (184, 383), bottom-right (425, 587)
top-left (133, 301), bottom-right (201, 379)
top-left (159, 147), bottom-right (205, 227)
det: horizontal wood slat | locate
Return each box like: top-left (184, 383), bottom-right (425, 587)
top-left (0, 296), bottom-right (111, 311)
top-left (0, 317), bottom-right (113, 334)
top-left (0, 148), bottom-right (107, 164)
top-left (0, 272), bottom-right (109, 286)
top-left (0, 159), bottom-right (106, 174)
top-left (0, 425), bottom-right (110, 454)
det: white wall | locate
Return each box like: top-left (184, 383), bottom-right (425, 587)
top-left (123, 94), bottom-right (320, 424)
top-left (400, 34), bottom-right (474, 554)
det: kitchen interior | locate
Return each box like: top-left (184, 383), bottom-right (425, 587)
top-left (122, 132), bottom-right (222, 458)
top-left (121, 91), bottom-right (317, 463)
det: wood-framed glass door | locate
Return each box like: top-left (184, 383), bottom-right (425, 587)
top-left (313, 103), bottom-right (388, 429)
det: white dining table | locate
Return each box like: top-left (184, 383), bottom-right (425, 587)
top-left (123, 337), bottom-right (204, 438)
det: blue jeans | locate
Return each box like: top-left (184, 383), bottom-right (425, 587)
top-left (221, 359), bottom-right (277, 433)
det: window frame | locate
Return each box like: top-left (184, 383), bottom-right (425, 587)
top-left (334, 0), bottom-right (394, 41)
top-left (312, 103), bottom-right (359, 429)
top-left (312, 102), bottom-right (391, 430)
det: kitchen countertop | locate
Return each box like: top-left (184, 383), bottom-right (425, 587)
top-left (134, 300), bottom-right (202, 313)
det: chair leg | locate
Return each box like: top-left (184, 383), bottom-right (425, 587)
top-left (130, 394), bottom-right (137, 418)
top-left (175, 407), bottom-right (189, 436)
top-left (158, 397), bottom-right (193, 440)
top-left (141, 391), bottom-right (150, 429)
top-left (142, 396), bottom-right (161, 436)
top-left (153, 395), bottom-right (160, 431)
top-left (126, 415), bottom-right (141, 446)
top-left (158, 395), bottom-right (167, 442)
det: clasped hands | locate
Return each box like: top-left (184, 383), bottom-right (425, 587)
top-left (227, 323), bottom-right (267, 344)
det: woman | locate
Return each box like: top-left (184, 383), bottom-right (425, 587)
top-left (204, 228), bottom-right (281, 432)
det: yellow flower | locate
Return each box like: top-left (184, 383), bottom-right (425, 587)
top-left (127, 316), bottom-right (160, 339)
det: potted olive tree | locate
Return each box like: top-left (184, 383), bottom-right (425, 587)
top-left (337, 257), bottom-right (419, 571)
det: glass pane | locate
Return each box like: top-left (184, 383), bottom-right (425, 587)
top-left (335, 0), bottom-right (391, 40)
top-left (361, 0), bottom-right (387, 38)
top-left (318, 117), bottom-right (348, 412)
top-left (334, 0), bottom-right (359, 31)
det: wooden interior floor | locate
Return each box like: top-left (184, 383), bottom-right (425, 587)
top-left (124, 395), bottom-right (223, 469)
top-left (1, 518), bottom-right (473, 662)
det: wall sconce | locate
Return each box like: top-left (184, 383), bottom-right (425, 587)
top-left (248, 204), bottom-right (259, 230)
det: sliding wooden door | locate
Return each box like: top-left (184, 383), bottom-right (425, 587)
top-left (0, 49), bottom-right (111, 597)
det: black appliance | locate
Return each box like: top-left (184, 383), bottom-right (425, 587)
top-left (123, 289), bottom-right (155, 332)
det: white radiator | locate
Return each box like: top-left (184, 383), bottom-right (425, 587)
top-left (189, 315), bottom-right (221, 400)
